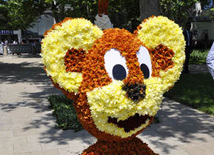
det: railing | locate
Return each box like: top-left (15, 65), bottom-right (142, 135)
top-left (6, 44), bottom-right (41, 54)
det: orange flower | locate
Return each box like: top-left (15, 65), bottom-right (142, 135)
top-left (98, 0), bottom-right (109, 15)
top-left (64, 48), bottom-right (86, 72)
top-left (149, 44), bottom-right (175, 77)
top-left (82, 137), bottom-right (158, 155)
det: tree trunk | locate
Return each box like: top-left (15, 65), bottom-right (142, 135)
top-left (51, 2), bottom-right (60, 23)
top-left (139, 0), bottom-right (160, 20)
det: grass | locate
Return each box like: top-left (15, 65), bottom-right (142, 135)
top-left (166, 48), bottom-right (214, 115)
top-left (189, 49), bottom-right (209, 64)
top-left (165, 73), bottom-right (214, 115)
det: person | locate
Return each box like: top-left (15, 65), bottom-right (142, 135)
top-left (195, 1), bottom-right (202, 16)
top-left (206, 42), bottom-right (214, 79)
top-left (4, 39), bottom-right (8, 46)
top-left (0, 40), bottom-right (3, 55)
top-left (183, 22), bottom-right (193, 74)
top-left (203, 30), bottom-right (209, 49)
top-left (13, 40), bottom-right (18, 44)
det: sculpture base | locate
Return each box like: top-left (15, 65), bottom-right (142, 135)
top-left (82, 137), bottom-right (158, 155)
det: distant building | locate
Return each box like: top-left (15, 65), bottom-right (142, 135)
top-left (24, 10), bottom-right (55, 43)
top-left (0, 10), bottom-right (55, 44)
top-left (190, 1), bottom-right (214, 48)
top-left (0, 30), bottom-right (21, 44)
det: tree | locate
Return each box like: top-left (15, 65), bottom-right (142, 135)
top-left (108, 0), bottom-right (140, 32)
top-left (1, 0), bottom-right (141, 32)
top-left (139, 0), bottom-right (160, 21)
top-left (44, 0), bottom-right (98, 23)
top-left (0, 0), bottom-right (10, 29)
top-left (5, 0), bottom-right (48, 30)
top-left (2, 0), bottom-right (98, 30)
top-left (159, 0), bottom-right (210, 24)
top-left (1, 0), bottom-right (155, 32)
top-left (46, 0), bottom-right (141, 32)
top-left (2, 0), bottom-right (212, 31)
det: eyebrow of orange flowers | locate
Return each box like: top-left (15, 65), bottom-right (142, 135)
top-left (149, 44), bottom-right (175, 77)
top-left (64, 48), bottom-right (86, 73)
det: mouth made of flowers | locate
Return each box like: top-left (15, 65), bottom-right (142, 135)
top-left (107, 114), bottom-right (152, 133)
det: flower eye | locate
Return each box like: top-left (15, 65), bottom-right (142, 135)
top-left (140, 64), bottom-right (150, 79)
top-left (113, 64), bottom-right (126, 80)
top-left (137, 46), bottom-right (152, 79)
top-left (104, 48), bottom-right (128, 80)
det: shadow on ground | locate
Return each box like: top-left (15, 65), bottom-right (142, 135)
top-left (0, 57), bottom-right (213, 152)
top-left (139, 98), bottom-right (214, 154)
top-left (0, 62), bottom-right (47, 84)
top-left (0, 57), bottom-right (94, 147)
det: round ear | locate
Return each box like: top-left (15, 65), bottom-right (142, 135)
top-left (41, 18), bottom-right (103, 94)
top-left (135, 16), bottom-right (185, 92)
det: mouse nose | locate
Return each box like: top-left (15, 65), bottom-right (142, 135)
top-left (122, 82), bottom-right (146, 102)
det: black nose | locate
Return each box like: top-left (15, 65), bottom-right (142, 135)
top-left (122, 82), bottom-right (146, 102)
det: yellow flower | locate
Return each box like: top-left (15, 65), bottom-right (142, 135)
top-left (136, 16), bottom-right (185, 93)
top-left (87, 80), bottom-right (163, 138)
top-left (41, 18), bottom-right (103, 93)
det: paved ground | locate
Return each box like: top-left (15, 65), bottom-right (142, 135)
top-left (0, 54), bottom-right (214, 155)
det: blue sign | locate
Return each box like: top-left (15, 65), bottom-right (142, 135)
top-left (0, 30), bottom-right (14, 35)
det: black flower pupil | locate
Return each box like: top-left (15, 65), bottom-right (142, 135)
top-left (112, 64), bottom-right (126, 80)
top-left (140, 64), bottom-right (150, 79)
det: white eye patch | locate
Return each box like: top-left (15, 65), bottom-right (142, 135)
top-left (137, 46), bottom-right (152, 79)
top-left (104, 48), bottom-right (128, 81)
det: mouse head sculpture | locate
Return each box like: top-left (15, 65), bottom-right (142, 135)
top-left (41, 16), bottom-right (185, 142)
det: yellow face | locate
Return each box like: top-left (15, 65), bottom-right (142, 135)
top-left (87, 80), bottom-right (162, 138)
top-left (79, 29), bottom-right (161, 138)
top-left (41, 16), bottom-right (185, 140)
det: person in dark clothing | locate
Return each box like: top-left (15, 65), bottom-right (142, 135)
top-left (183, 22), bottom-right (193, 74)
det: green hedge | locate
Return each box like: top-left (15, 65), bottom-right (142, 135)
top-left (48, 95), bottom-right (83, 132)
top-left (190, 49), bottom-right (209, 64)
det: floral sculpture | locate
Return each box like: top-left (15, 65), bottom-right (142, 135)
top-left (98, 0), bottom-right (109, 15)
top-left (94, 14), bottom-right (113, 30)
top-left (95, 0), bottom-right (113, 30)
top-left (41, 16), bottom-right (185, 154)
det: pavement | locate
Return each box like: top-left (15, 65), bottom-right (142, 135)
top-left (0, 54), bottom-right (214, 155)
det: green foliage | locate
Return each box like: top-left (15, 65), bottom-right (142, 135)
top-left (45, 0), bottom-right (140, 28)
top-left (190, 49), bottom-right (209, 64)
top-left (44, 0), bottom-right (98, 22)
top-left (159, 0), bottom-right (210, 24)
top-left (108, 0), bottom-right (140, 32)
top-left (0, 0), bottom-right (10, 29)
top-left (5, 0), bottom-right (48, 30)
top-left (159, 0), bottom-right (196, 21)
top-left (0, 0), bottom-right (98, 30)
top-left (48, 95), bottom-right (83, 132)
top-left (2, 0), bottom-right (211, 31)
top-left (165, 73), bottom-right (214, 115)
top-left (1, 0), bottom-right (140, 31)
